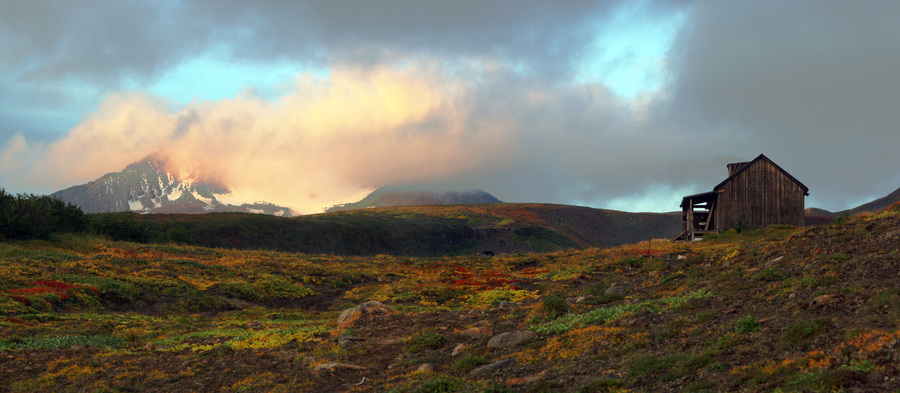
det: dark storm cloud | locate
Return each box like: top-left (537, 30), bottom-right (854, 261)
top-left (0, 1), bottom-right (632, 85)
top-left (666, 1), bottom-right (900, 210)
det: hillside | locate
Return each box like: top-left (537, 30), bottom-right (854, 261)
top-left (114, 203), bottom-right (682, 256)
top-left (1, 204), bottom-right (899, 391)
top-left (844, 186), bottom-right (900, 216)
top-left (804, 186), bottom-right (900, 224)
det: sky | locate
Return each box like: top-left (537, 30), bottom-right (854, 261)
top-left (1, 1), bottom-right (899, 214)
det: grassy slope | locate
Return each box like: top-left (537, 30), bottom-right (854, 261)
top-left (1, 205), bottom-right (899, 392)
top-left (128, 203), bottom-right (682, 256)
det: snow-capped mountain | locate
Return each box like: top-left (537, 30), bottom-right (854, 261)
top-left (51, 155), bottom-right (292, 216)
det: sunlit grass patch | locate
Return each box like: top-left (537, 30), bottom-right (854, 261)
top-left (464, 287), bottom-right (539, 308)
top-left (530, 289), bottom-right (712, 334)
top-left (0, 334), bottom-right (125, 350)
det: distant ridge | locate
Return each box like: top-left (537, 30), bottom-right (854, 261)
top-left (127, 203), bottom-right (682, 255)
top-left (325, 188), bottom-right (501, 212)
top-left (51, 155), bottom-right (292, 216)
top-left (805, 186), bottom-right (900, 224)
top-left (844, 187), bottom-right (900, 216)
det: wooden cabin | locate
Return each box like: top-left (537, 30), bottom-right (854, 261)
top-left (675, 154), bottom-right (808, 241)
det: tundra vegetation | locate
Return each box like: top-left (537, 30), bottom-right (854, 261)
top-left (1, 203), bottom-right (900, 392)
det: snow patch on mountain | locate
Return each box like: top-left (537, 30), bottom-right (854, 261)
top-left (51, 155), bottom-right (294, 216)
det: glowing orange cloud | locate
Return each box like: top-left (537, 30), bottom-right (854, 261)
top-left (5, 63), bottom-right (518, 213)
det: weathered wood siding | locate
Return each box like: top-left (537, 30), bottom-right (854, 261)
top-left (715, 159), bottom-right (806, 229)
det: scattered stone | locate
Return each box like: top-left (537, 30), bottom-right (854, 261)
top-left (337, 335), bottom-right (366, 348)
top-left (626, 317), bottom-right (648, 328)
top-left (487, 331), bottom-right (537, 349)
top-left (225, 297), bottom-right (253, 309)
top-left (337, 301), bottom-right (402, 332)
top-left (416, 363), bottom-right (438, 373)
top-left (300, 356), bottom-right (316, 367)
top-left (245, 320), bottom-right (263, 330)
top-left (575, 295), bottom-right (594, 304)
top-left (810, 294), bottom-right (839, 308)
top-left (458, 326), bottom-right (493, 338)
top-left (313, 362), bottom-right (368, 371)
top-left (604, 285), bottom-right (629, 297)
top-left (70, 344), bottom-right (88, 350)
top-left (766, 256), bottom-right (784, 267)
top-left (506, 371), bottom-right (546, 386)
top-left (373, 337), bottom-right (406, 345)
top-left (451, 343), bottom-right (467, 356)
top-left (494, 301), bottom-right (516, 309)
top-left (470, 358), bottom-right (516, 375)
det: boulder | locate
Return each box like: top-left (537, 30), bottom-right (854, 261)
top-left (336, 300), bottom-right (401, 332)
top-left (458, 326), bottom-right (493, 339)
top-left (810, 294), bottom-right (839, 309)
top-left (470, 358), bottom-right (516, 375)
top-left (451, 343), bottom-right (467, 356)
top-left (312, 362), bottom-right (368, 371)
top-left (604, 285), bottom-right (629, 297)
top-left (487, 331), bottom-right (537, 349)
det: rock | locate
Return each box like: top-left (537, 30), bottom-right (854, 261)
top-left (626, 317), bottom-right (648, 328)
top-left (765, 256), bottom-right (784, 267)
top-left (336, 301), bottom-right (401, 332)
top-left (458, 326), bottom-right (493, 339)
top-left (337, 335), bottom-right (366, 348)
top-left (245, 321), bottom-right (263, 330)
top-left (506, 371), bottom-right (545, 386)
top-left (373, 337), bottom-right (406, 345)
top-left (451, 343), bottom-right (466, 356)
top-left (416, 363), bottom-right (438, 373)
top-left (604, 285), bottom-right (629, 297)
top-left (487, 331), bottom-right (537, 349)
top-left (470, 358), bottom-right (516, 375)
top-left (300, 356), bottom-right (316, 367)
top-left (494, 301), bottom-right (516, 309)
top-left (312, 362), bottom-right (368, 371)
top-left (810, 294), bottom-right (839, 308)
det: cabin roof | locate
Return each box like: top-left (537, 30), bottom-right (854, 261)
top-left (679, 190), bottom-right (719, 209)
top-left (713, 154), bottom-right (809, 195)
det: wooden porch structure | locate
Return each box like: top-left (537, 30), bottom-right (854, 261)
top-left (675, 191), bottom-right (720, 242)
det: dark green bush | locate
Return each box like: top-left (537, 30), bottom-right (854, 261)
top-left (452, 356), bottom-right (488, 373)
top-left (89, 212), bottom-right (151, 242)
top-left (542, 295), bottom-right (570, 319)
top-left (409, 332), bottom-right (444, 352)
top-left (735, 315), bottom-right (761, 334)
top-left (0, 189), bottom-right (87, 240)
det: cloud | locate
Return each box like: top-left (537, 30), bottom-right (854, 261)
top-left (0, 1), bottom-right (632, 87)
top-left (2, 61), bottom-right (702, 213)
top-left (666, 1), bottom-right (900, 209)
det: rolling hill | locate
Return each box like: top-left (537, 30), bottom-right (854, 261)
top-left (107, 203), bottom-right (682, 256)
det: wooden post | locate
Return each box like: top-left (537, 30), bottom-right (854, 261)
top-left (687, 199), bottom-right (694, 241)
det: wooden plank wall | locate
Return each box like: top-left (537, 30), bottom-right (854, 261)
top-left (715, 160), bottom-right (805, 229)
